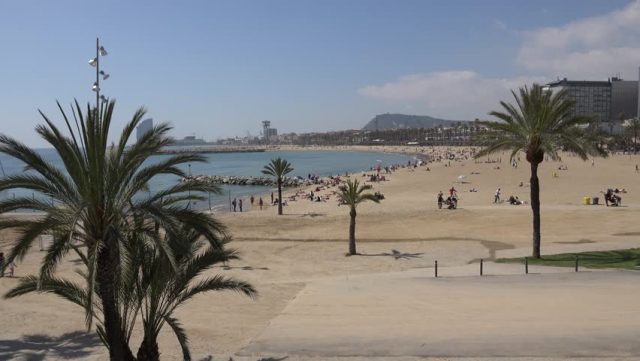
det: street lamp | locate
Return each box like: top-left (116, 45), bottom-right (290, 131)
top-left (187, 164), bottom-right (192, 209)
top-left (89, 38), bottom-right (108, 113)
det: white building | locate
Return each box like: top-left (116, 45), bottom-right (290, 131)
top-left (136, 118), bottom-right (153, 142)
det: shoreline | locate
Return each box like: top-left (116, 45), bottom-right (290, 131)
top-left (267, 144), bottom-right (433, 159)
top-left (200, 145), bottom-right (425, 213)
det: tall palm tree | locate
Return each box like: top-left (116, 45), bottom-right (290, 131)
top-left (475, 84), bottom-right (606, 258)
top-left (338, 179), bottom-right (379, 255)
top-left (261, 158), bottom-right (293, 215)
top-left (0, 100), bottom-right (224, 360)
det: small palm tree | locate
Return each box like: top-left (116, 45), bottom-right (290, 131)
top-left (475, 84), bottom-right (606, 258)
top-left (5, 228), bottom-right (256, 361)
top-left (625, 118), bottom-right (640, 154)
top-left (261, 158), bottom-right (293, 215)
top-left (338, 179), bottom-right (379, 255)
top-left (0, 100), bottom-right (224, 360)
top-left (129, 231), bottom-right (255, 361)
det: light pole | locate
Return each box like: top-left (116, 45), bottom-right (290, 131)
top-left (187, 164), bottom-right (192, 209)
top-left (89, 38), bottom-right (109, 113)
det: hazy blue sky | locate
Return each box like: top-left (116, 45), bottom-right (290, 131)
top-left (0, 0), bottom-right (637, 146)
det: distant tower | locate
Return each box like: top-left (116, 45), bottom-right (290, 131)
top-left (262, 120), bottom-right (271, 144)
top-left (136, 118), bottom-right (153, 143)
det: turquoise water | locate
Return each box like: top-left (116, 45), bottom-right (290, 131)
top-left (0, 149), bottom-right (413, 211)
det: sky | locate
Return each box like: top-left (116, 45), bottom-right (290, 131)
top-left (0, 0), bottom-right (638, 147)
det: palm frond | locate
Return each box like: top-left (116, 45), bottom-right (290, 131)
top-left (474, 83), bottom-right (608, 163)
top-left (164, 316), bottom-right (191, 361)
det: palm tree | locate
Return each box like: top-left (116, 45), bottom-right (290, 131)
top-left (5, 229), bottom-right (255, 361)
top-left (0, 100), bottom-right (225, 360)
top-left (261, 158), bottom-right (293, 215)
top-left (625, 118), bottom-right (640, 154)
top-left (475, 84), bottom-right (606, 258)
top-left (338, 179), bottom-right (380, 255)
top-left (129, 230), bottom-right (255, 361)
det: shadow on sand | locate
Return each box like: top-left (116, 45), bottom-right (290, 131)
top-left (223, 356), bottom-right (288, 361)
top-left (217, 265), bottom-right (270, 271)
top-left (359, 249), bottom-right (423, 260)
top-left (0, 331), bottom-right (101, 360)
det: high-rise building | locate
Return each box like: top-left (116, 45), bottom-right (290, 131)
top-left (136, 118), bottom-right (153, 142)
top-left (544, 79), bottom-right (611, 127)
top-left (611, 77), bottom-right (639, 121)
top-left (262, 120), bottom-right (272, 143)
top-left (544, 76), bottom-right (639, 132)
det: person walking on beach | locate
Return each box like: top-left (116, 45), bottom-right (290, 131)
top-left (250, 195), bottom-right (255, 205)
top-left (238, 199), bottom-right (243, 212)
top-left (259, 197), bottom-right (264, 210)
top-left (271, 192), bottom-right (274, 204)
top-left (7, 259), bottom-right (16, 277)
top-left (232, 198), bottom-right (237, 212)
top-left (0, 252), bottom-right (4, 277)
top-left (636, 164), bottom-right (638, 173)
top-left (494, 187), bottom-right (501, 203)
top-left (449, 186), bottom-right (457, 197)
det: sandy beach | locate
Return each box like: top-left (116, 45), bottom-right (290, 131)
top-left (1, 146), bottom-right (640, 360)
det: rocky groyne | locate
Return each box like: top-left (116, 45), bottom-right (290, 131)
top-left (182, 175), bottom-right (312, 187)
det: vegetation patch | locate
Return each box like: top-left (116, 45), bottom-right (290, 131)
top-left (496, 248), bottom-right (640, 270)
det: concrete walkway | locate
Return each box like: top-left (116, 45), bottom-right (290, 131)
top-left (239, 265), bottom-right (640, 358)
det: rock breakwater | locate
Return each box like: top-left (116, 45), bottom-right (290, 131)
top-left (182, 175), bottom-right (312, 187)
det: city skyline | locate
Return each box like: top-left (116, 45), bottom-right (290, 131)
top-left (1, 0), bottom-right (639, 147)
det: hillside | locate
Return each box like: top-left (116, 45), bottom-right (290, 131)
top-left (362, 113), bottom-right (465, 130)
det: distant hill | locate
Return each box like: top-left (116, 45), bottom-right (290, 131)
top-left (362, 113), bottom-right (465, 130)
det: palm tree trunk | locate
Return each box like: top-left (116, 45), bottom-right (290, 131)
top-left (136, 338), bottom-right (160, 361)
top-left (530, 162), bottom-right (541, 258)
top-left (349, 208), bottom-right (356, 255)
top-left (97, 246), bottom-right (135, 361)
top-left (277, 179), bottom-right (283, 215)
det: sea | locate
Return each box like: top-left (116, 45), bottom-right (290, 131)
top-left (0, 149), bottom-right (414, 211)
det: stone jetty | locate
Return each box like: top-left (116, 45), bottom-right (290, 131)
top-left (182, 175), bottom-right (312, 187)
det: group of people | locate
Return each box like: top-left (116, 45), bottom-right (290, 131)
top-left (231, 194), bottom-right (267, 212)
top-left (495, 187), bottom-right (525, 205)
top-left (437, 187), bottom-right (458, 209)
top-left (604, 188), bottom-right (625, 207)
top-left (508, 195), bottom-right (525, 205)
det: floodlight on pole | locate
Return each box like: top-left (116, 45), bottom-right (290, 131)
top-left (89, 38), bottom-right (109, 113)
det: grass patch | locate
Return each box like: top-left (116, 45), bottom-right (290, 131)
top-left (496, 248), bottom-right (640, 270)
